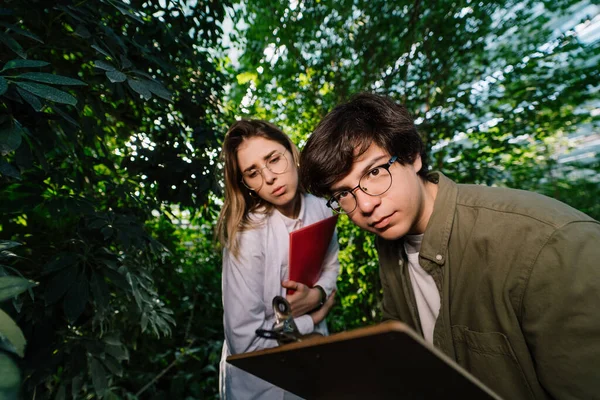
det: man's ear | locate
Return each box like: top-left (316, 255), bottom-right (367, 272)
top-left (412, 153), bottom-right (422, 173)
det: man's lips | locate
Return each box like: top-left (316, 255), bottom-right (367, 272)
top-left (370, 213), bottom-right (394, 229)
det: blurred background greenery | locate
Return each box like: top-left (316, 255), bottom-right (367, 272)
top-left (0, 0), bottom-right (598, 398)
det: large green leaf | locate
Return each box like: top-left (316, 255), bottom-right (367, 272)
top-left (0, 352), bottom-right (20, 397)
top-left (44, 267), bottom-right (78, 305)
top-left (0, 242), bottom-right (20, 252)
top-left (127, 78), bottom-right (152, 100)
top-left (0, 276), bottom-right (37, 302)
top-left (0, 160), bottom-right (20, 179)
top-left (0, 22), bottom-right (43, 43)
top-left (16, 72), bottom-right (86, 86)
top-left (145, 80), bottom-right (172, 102)
top-left (15, 87), bottom-right (42, 112)
top-left (106, 70), bottom-right (127, 83)
top-left (63, 272), bottom-right (89, 323)
top-left (90, 271), bottom-right (110, 311)
top-left (89, 357), bottom-right (108, 397)
top-left (0, 32), bottom-right (25, 59)
top-left (0, 77), bottom-right (7, 96)
top-left (0, 59), bottom-right (49, 72)
top-left (0, 308), bottom-right (26, 357)
top-left (13, 82), bottom-right (76, 106)
top-left (0, 123), bottom-right (23, 154)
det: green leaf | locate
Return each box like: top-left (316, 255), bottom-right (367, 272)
top-left (105, 343), bottom-right (129, 361)
top-left (0, 241), bottom-right (20, 252)
top-left (13, 82), bottom-right (77, 106)
top-left (0, 308), bottom-right (26, 357)
top-left (16, 72), bottom-right (86, 86)
top-left (106, 70), bottom-right (127, 83)
top-left (127, 78), bottom-right (152, 100)
top-left (145, 80), bottom-right (172, 102)
top-left (0, 22), bottom-right (43, 43)
top-left (1, 59), bottom-right (49, 72)
top-left (0, 77), bottom-right (7, 96)
top-left (0, 32), bottom-right (26, 59)
top-left (44, 267), bottom-right (77, 304)
top-left (0, 160), bottom-right (20, 179)
top-left (102, 355), bottom-right (123, 377)
top-left (63, 272), bottom-right (89, 323)
top-left (51, 105), bottom-right (80, 127)
top-left (89, 357), bottom-right (108, 396)
top-left (91, 44), bottom-right (111, 58)
top-left (16, 87), bottom-right (43, 112)
top-left (0, 276), bottom-right (37, 302)
top-left (74, 24), bottom-right (91, 39)
top-left (90, 271), bottom-right (110, 311)
top-left (0, 353), bottom-right (20, 394)
top-left (42, 253), bottom-right (79, 275)
top-left (93, 60), bottom-right (116, 72)
top-left (71, 376), bottom-right (83, 399)
top-left (0, 123), bottom-right (23, 154)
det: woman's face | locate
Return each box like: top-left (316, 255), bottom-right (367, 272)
top-left (236, 136), bottom-right (299, 217)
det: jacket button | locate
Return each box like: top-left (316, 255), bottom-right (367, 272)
top-left (435, 254), bottom-right (443, 261)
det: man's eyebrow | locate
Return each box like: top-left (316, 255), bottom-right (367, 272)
top-left (242, 149), bottom-right (278, 173)
top-left (330, 154), bottom-right (388, 192)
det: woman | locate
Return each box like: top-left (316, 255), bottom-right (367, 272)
top-left (217, 120), bottom-right (339, 399)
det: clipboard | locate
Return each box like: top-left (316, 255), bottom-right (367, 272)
top-left (288, 215), bottom-right (338, 293)
top-left (227, 321), bottom-right (501, 399)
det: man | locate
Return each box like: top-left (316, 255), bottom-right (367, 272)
top-left (300, 92), bottom-right (600, 399)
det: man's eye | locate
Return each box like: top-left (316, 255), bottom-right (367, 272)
top-left (336, 191), bottom-right (350, 199)
top-left (368, 167), bottom-right (381, 177)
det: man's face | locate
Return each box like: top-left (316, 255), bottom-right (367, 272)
top-left (329, 143), bottom-right (432, 240)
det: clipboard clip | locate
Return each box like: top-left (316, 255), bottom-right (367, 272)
top-left (256, 296), bottom-right (302, 345)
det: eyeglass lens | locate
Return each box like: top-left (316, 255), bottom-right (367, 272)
top-left (332, 165), bottom-right (393, 213)
top-left (242, 152), bottom-right (288, 190)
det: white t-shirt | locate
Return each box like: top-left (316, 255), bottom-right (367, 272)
top-left (403, 234), bottom-right (441, 344)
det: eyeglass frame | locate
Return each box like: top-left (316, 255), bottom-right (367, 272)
top-left (240, 150), bottom-right (290, 191)
top-left (326, 156), bottom-right (398, 214)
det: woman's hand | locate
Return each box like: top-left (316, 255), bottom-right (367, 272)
top-left (310, 289), bottom-right (336, 325)
top-left (282, 280), bottom-right (321, 317)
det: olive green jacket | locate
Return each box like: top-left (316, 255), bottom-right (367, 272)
top-left (377, 172), bottom-right (600, 399)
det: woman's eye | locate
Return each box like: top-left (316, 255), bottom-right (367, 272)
top-left (247, 170), bottom-right (259, 178)
top-left (270, 155), bottom-right (281, 164)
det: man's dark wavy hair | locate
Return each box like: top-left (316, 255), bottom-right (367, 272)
top-left (300, 92), bottom-right (429, 197)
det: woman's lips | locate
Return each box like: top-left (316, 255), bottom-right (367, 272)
top-left (272, 185), bottom-right (285, 196)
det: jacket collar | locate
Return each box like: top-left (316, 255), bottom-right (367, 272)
top-left (419, 172), bottom-right (458, 267)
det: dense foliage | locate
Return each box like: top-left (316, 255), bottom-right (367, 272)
top-left (0, 0), bottom-right (598, 398)
top-left (1, 0), bottom-right (228, 398)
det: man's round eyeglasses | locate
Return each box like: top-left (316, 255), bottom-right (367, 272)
top-left (241, 151), bottom-right (289, 190)
top-left (327, 156), bottom-right (398, 214)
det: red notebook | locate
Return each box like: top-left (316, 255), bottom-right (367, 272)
top-left (287, 215), bottom-right (338, 294)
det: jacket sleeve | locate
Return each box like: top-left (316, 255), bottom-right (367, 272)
top-left (222, 229), bottom-right (280, 355)
top-left (376, 239), bottom-right (401, 322)
top-left (521, 221), bottom-right (600, 399)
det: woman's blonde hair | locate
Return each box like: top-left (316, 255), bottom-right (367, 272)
top-left (216, 120), bottom-right (303, 258)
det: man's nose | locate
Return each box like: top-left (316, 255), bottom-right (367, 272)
top-left (354, 189), bottom-right (380, 214)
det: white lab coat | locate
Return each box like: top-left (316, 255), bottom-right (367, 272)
top-left (219, 194), bottom-right (340, 399)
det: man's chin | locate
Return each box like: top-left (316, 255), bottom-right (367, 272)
top-left (372, 225), bottom-right (405, 241)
